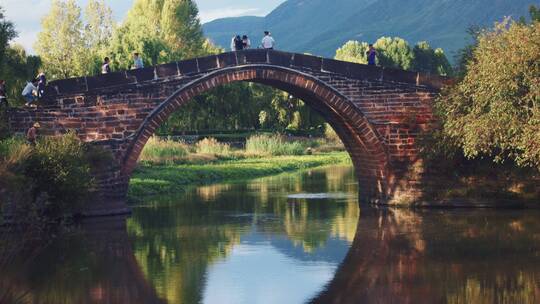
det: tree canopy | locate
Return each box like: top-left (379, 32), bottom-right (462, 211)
top-left (34, 0), bottom-right (86, 79)
top-left (436, 18), bottom-right (540, 169)
top-left (0, 6), bottom-right (16, 69)
top-left (335, 37), bottom-right (453, 76)
top-left (0, 6), bottom-right (40, 106)
top-left (109, 0), bottom-right (205, 69)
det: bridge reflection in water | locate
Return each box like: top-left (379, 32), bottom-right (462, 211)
top-left (312, 208), bottom-right (540, 304)
top-left (1, 167), bottom-right (540, 303)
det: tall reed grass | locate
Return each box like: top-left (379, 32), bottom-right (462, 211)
top-left (139, 136), bottom-right (189, 164)
top-left (195, 137), bottom-right (230, 155)
top-left (245, 134), bottom-right (304, 156)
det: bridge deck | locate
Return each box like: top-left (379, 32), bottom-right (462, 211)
top-left (43, 49), bottom-right (449, 99)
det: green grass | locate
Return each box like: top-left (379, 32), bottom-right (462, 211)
top-left (128, 152), bottom-right (351, 199)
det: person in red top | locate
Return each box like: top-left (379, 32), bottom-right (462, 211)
top-left (27, 122), bottom-right (40, 146)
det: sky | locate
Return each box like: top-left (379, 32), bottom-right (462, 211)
top-left (2, 0), bottom-right (286, 53)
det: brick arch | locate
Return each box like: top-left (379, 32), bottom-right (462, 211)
top-left (123, 65), bottom-right (390, 201)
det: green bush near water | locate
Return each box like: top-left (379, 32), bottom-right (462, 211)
top-left (0, 132), bottom-right (110, 221)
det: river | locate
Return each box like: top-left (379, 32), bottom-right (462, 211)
top-left (2, 165), bottom-right (539, 303)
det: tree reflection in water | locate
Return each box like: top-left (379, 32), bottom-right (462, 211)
top-left (127, 166), bottom-right (360, 304)
top-left (2, 166), bottom-right (539, 304)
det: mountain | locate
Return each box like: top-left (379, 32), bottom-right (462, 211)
top-left (203, 0), bottom-right (537, 61)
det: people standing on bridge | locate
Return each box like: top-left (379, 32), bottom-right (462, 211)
top-left (22, 79), bottom-right (38, 107)
top-left (0, 80), bottom-right (7, 107)
top-left (102, 57), bottom-right (111, 74)
top-left (242, 35), bottom-right (251, 49)
top-left (133, 52), bottom-right (144, 69)
top-left (230, 35), bottom-right (236, 51)
top-left (366, 44), bottom-right (377, 66)
top-left (232, 35), bottom-right (244, 51)
top-left (261, 31), bottom-right (275, 50)
top-left (26, 122), bottom-right (40, 146)
top-left (36, 72), bottom-right (47, 99)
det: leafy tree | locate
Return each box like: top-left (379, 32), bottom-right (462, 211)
top-left (0, 45), bottom-right (41, 105)
top-left (161, 0), bottom-right (205, 58)
top-left (436, 20), bottom-right (540, 169)
top-left (454, 26), bottom-right (483, 78)
top-left (373, 37), bottom-right (414, 70)
top-left (0, 7), bottom-right (41, 107)
top-left (412, 41), bottom-right (453, 76)
top-left (335, 41), bottom-right (369, 64)
top-left (84, 0), bottom-right (114, 75)
top-left (335, 37), bottom-right (451, 75)
top-left (531, 5), bottom-right (540, 22)
top-left (0, 6), bottom-right (16, 69)
top-left (109, 0), bottom-right (205, 70)
top-left (35, 0), bottom-right (86, 80)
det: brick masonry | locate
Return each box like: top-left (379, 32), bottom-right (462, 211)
top-left (7, 49), bottom-right (448, 212)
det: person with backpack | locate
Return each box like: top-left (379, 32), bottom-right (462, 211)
top-left (102, 57), bottom-right (111, 74)
top-left (242, 35), bottom-right (251, 49)
top-left (366, 44), bottom-right (377, 66)
top-left (261, 31), bottom-right (275, 50)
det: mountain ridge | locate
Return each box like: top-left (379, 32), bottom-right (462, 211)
top-left (203, 0), bottom-right (537, 61)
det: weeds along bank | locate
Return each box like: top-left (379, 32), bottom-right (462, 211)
top-left (129, 134), bottom-right (350, 199)
top-left (0, 133), bottom-right (111, 223)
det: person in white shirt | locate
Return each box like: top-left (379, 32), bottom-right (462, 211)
top-left (261, 31), bottom-right (275, 49)
top-left (231, 35), bottom-right (237, 51)
top-left (22, 79), bottom-right (38, 107)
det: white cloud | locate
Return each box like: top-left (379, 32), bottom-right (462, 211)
top-left (199, 7), bottom-right (262, 23)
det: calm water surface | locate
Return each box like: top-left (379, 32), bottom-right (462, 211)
top-left (3, 165), bottom-right (540, 303)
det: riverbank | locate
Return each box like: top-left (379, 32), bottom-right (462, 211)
top-left (128, 152), bottom-right (351, 200)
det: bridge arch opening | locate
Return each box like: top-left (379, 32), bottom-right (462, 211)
top-left (123, 65), bottom-right (390, 203)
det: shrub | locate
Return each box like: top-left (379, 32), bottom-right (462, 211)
top-left (139, 136), bottom-right (189, 164)
top-left (195, 137), bottom-right (230, 155)
top-left (246, 134), bottom-right (304, 156)
top-left (23, 132), bottom-right (93, 216)
top-left (436, 20), bottom-right (540, 170)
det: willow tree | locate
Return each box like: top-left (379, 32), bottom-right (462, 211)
top-left (34, 0), bottom-right (86, 79)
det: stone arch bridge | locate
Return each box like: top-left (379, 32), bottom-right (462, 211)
top-left (8, 50), bottom-right (448, 214)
